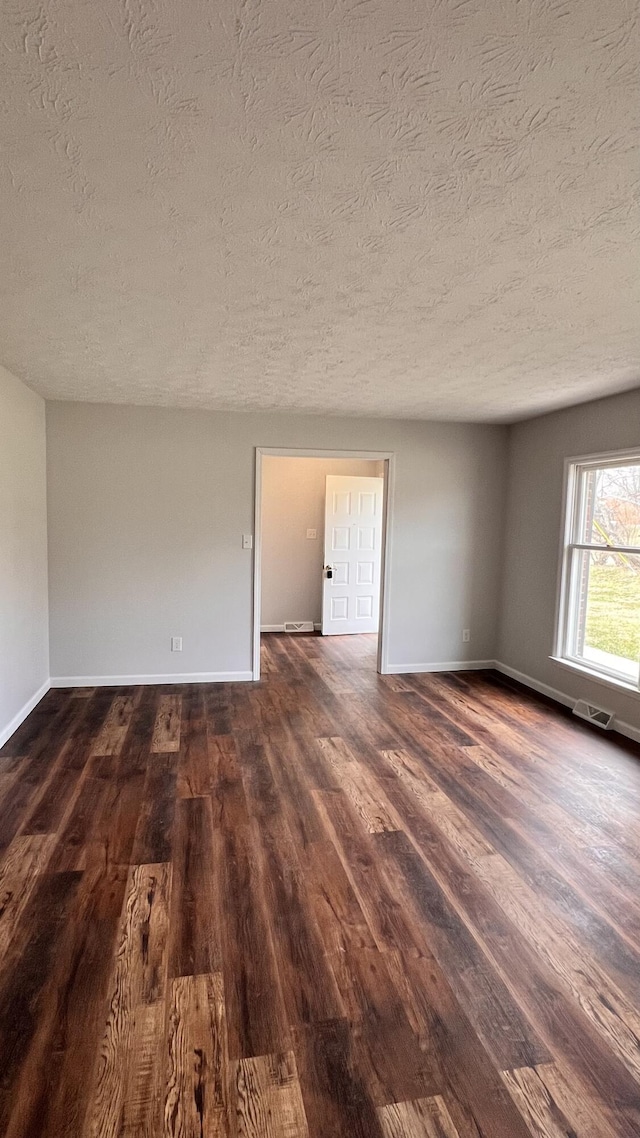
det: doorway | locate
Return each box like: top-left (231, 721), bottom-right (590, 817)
top-left (253, 448), bottom-right (394, 681)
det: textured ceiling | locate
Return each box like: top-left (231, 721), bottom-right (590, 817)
top-left (1, 0), bottom-right (639, 422)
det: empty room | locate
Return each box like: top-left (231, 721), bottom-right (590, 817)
top-left (1, 0), bottom-right (639, 1135)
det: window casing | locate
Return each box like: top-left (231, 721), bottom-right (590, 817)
top-left (555, 451), bottom-right (640, 692)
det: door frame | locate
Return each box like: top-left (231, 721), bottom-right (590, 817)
top-left (253, 447), bottom-right (396, 681)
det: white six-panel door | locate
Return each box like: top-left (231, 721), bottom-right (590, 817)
top-left (321, 475), bottom-right (384, 635)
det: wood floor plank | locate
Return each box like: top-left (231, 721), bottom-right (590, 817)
top-left (209, 735), bottom-right (251, 831)
top-left (328, 945), bottom-right (439, 1106)
top-left (132, 751), bottom-right (178, 864)
top-left (0, 870), bottom-right (83, 1133)
top-left (83, 863), bottom-right (171, 1138)
top-left (0, 766), bottom-right (21, 804)
top-left (88, 762), bottom-right (148, 870)
top-left (115, 686), bottom-right (160, 777)
top-left (382, 950), bottom-right (534, 1138)
top-left (0, 833), bottom-right (56, 959)
top-left (525, 1060), bottom-right (625, 1138)
top-left (204, 684), bottom-right (233, 737)
top-left (119, 1001), bottom-right (165, 1137)
top-left (175, 686), bottom-right (208, 797)
top-left (169, 796), bottom-right (221, 977)
top-left (316, 737), bottom-right (403, 833)
top-left (294, 1018), bottom-right (385, 1138)
top-left (91, 692), bottom-right (139, 757)
top-left (301, 838), bottom-right (377, 956)
top-left (45, 695), bottom-right (152, 873)
top-left (4, 862), bottom-right (128, 1138)
top-left (48, 772), bottom-right (114, 873)
top-left (313, 786), bottom-right (426, 958)
top-left (216, 819), bottom-right (292, 1061)
top-left (19, 693), bottom-right (102, 836)
top-left (165, 972), bottom-right (228, 1137)
top-left (379, 1095), bottom-right (461, 1138)
top-left (152, 694), bottom-right (182, 753)
top-left (254, 809), bottom-right (345, 1027)
top-left (0, 696), bottom-right (92, 852)
top-left (376, 828), bottom-right (549, 1071)
top-left (233, 1051), bottom-right (309, 1138)
top-left (501, 1063), bottom-right (621, 1138)
top-left (263, 733), bottom-right (326, 850)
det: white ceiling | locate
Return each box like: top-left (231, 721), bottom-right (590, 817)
top-left (1, 0), bottom-right (638, 422)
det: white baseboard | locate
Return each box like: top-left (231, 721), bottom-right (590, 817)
top-left (386, 660), bottom-right (495, 675)
top-left (50, 671), bottom-right (254, 688)
top-left (261, 624), bottom-right (321, 633)
top-left (493, 661), bottom-right (573, 708)
top-left (0, 680), bottom-right (50, 749)
top-left (493, 661), bottom-right (640, 746)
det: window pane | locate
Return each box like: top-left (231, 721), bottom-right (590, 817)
top-left (578, 463), bottom-right (640, 548)
top-left (570, 549), bottom-right (640, 682)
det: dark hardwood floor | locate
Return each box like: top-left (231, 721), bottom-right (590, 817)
top-left (1, 633), bottom-right (640, 1136)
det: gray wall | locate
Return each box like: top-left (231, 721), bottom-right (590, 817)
top-left (499, 386), bottom-right (640, 732)
top-left (0, 366), bottom-right (49, 744)
top-left (46, 402), bottom-right (507, 680)
top-left (261, 456), bottom-right (380, 628)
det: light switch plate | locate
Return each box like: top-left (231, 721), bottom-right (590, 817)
top-left (242, 534), bottom-right (253, 549)
top-left (306, 528), bottom-right (317, 539)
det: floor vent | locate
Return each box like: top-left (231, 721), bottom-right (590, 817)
top-left (284, 621), bottom-right (315, 634)
top-left (573, 700), bottom-right (614, 730)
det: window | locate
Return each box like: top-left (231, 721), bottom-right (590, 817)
top-left (556, 452), bottom-right (640, 690)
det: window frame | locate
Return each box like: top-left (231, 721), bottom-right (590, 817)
top-left (553, 447), bottom-right (640, 695)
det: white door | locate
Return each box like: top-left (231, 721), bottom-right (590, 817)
top-left (322, 475), bottom-right (384, 635)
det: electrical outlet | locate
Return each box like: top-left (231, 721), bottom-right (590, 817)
top-left (306, 528), bottom-right (317, 539)
top-left (462, 629), bottom-right (470, 643)
top-left (171, 637), bottom-right (183, 652)
top-left (242, 534), bottom-right (253, 549)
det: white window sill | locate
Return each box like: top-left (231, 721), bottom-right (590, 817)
top-left (549, 656), bottom-right (640, 699)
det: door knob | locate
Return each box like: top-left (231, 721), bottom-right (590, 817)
top-left (324, 565), bottom-right (333, 579)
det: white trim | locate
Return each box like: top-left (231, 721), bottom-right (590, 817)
top-left (50, 671), bottom-right (253, 688)
top-left (378, 456), bottom-right (395, 675)
top-left (253, 447), bottom-right (395, 681)
top-left (385, 660), bottom-right (495, 675)
top-left (261, 624), bottom-right (321, 633)
top-left (253, 450), bottom-right (264, 680)
top-left (0, 680), bottom-right (50, 749)
top-left (554, 448), bottom-right (640, 690)
top-left (254, 447), bottom-right (393, 460)
top-left (568, 543), bottom-right (640, 555)
top-left (494, 661), bottom-right (573, 708)
top-left (562, 445), bottom-right (640, 469)
top-left (494, 661), bottom-right (640, 746)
